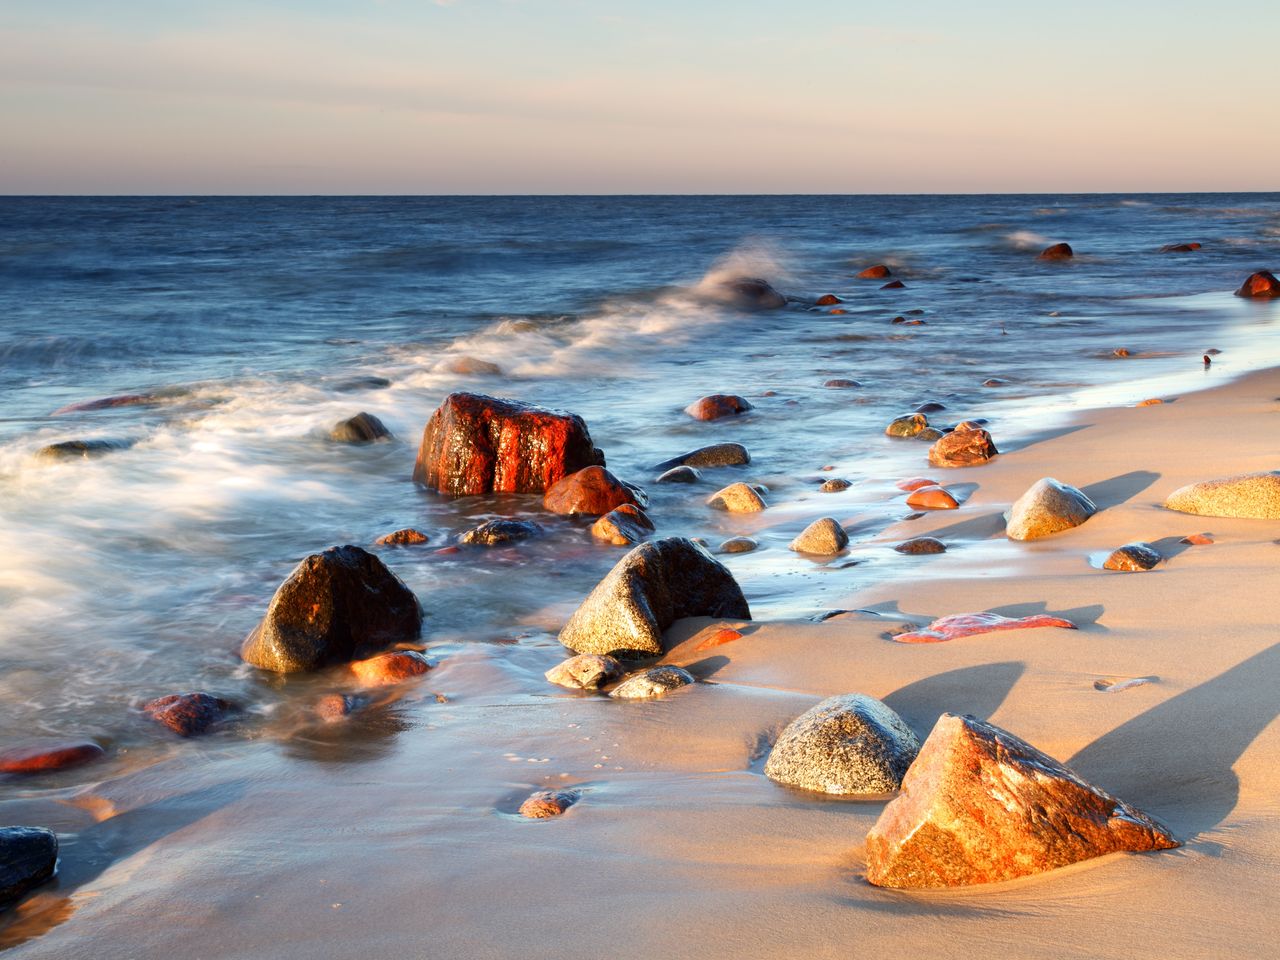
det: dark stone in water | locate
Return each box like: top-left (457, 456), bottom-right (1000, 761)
top-left (52, 393), bottom-right (160, 415)
top-left (815, 294), bottom-right (842, 306)
top-left (857, 265), bottom-right (892, 279)
top-left (331, 376), bottom-right (392, 392)
top-left (330, 412), bottom-right (391, 443)
top-left (716, 277), bottom-right (786, 310)
top-left (1235, 270), bottom-right (1280, 298)
top-left (915, 401), bottom-right (947, 413)
top-left (1159, 242), bottom-right (1201, 253)
top-left (36, 439), bottom-right (129, 461)
top-left (880, 280), bottom-right (906, 290)
top-left (241, 545), bottom-right (422, 673)
top-left (894, 536), bottom-right (947, 555)
top-left (824, 378), bottom-right (861, 389)
top-left (0, 827), bottom-right (58, 903)
top-left (686, 394), bottom-right (753, 421)
top-left (654, 443), bottom-right (750, 471)
top-left (144, 692), bottom-right (233, 737)
top-left (460, 518), bottom-right (544, 546)
top-left (656, 465), bottom-right (701, 484)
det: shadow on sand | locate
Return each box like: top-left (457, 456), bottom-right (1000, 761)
top-left (883, 662), bottom-right (1025, 738)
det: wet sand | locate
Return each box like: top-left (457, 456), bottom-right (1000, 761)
top-left (4, 367), bottom-right (1280, 959)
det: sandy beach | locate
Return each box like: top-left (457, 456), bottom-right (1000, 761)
top-left (3, 359), bottom-right (1277, 959)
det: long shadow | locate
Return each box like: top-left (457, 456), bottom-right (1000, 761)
top-left (1150, 534), bottom-right (1193, 562)
top-left (1081, 470), bottom-right (1161, 510)
top-left (1003, 422), bottom-right (1092, 453)
top-left (920, 510), bottom-right (1008, 541)
top-left (986, 601), bottom-right (1106, 629)
top-left (883, 662), bottom-right (1025, 738)
top-left (1068, 641), bottom-right (1280, 836)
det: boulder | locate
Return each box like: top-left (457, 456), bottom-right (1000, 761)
top-left (654, 443), bottom-right (750, 471)
top-left (715, 277), bottom-right (786, 310)
top-left (412, 393), bottom-right (604, 496)
top-left (815, 294), bottom-right (842, 306)
top-left (0, 740), bottom-right (104, 774)
top-left (1103, 542), bottom-right (1162, 571)
top-left (894, 537), bottom-right (947, 555)
top-left (656, 465), bottom-right (701, 484)
top-left (143, 693), bottom-right (233, 736)
top-left (927, 427), bottom-right (998, 468)
top-left (707, 482), bottom-right (767, 512)
top-left (519, 790), bottom-right (578, 818)
top-left (241, 545), bottom-right (422, 672)
top-left (1234, 270), bottom-right (1280, 298)
top-left (0, 827), bottom-right (58, 903)
top-left (1164, 471), bottom-right (1280, 519)
top-left (459, 518), bottom-right (543, 545)
top-left (857, 265), bottom-right (892, 279)
top-left (685, 394), bottom-right (753, 421)
top-left (894, 611), bottom-right (1076, 644)
top-left (718, 536), bottom-right (758, 553)
top-left (820, 478), bottom-right (851, 493)
top-left (1038, 242), bottom-right (1074, 260)
top-left (544, 465), bottom-right (647, 516)
top-left (906, 486), bottom-right (959, 510)
top-left (591, 504), bottom-right (655, 546)
top-left (376, 528), bottom-right (429, 546)
top-left (789, 517), bottom-right (849, 555)
top-left (764, 694), bottom-right (920, 795)
top-left (1159, 242), bottom-right (1201, 253)
top-left (349, 650), bottom-right (431, 686)
top-left (610, 666), bottom-right (696, 700)
top-left (915, 401), bottom-right (946, 413)
top-left (559, 537), bottom-right (751, 658)
top-left (865, 714), bottom-right (1178, 888)
top-left (545, 653), bottom-right (624, 690)
top-left (1006, 478), bottom-right (1097, 540)
top-left (885, 414), bottom-right (930, 438)
top-left (330, 412), bottom-right (390, 443)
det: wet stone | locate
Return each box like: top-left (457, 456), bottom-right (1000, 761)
top-left (609, 666), bottom-right (696, 700)
top-left (144, 693), bottom-right (233, 737)
top-left (376, 528), bottom-right (429, 546)
top-left (656, 465), bottom-right (701, 484)
top-left (707, 482), bottom-right (767, 513)
top-left (819, 478), bottom-right (851, 493)
top-left (718, 536), bottom-right (758, 554)
top-left (0, 740), bottom-right (105, 775)
top-left (460, 518), bottom-right (544, 545)
top-left (654, 443), bottom-right (750, 471)
top-left (789, 517), bottom-right (849, 555)
top-left (893, 537), bottom-right (947, 555)
top-left (0, 826), bottom-right (58, 903)
top-left (330, 412), bottom-right (391, 443)
top-left (519, 790), bottom-right (579, 819)
top-left (545, 653), bottom-right (624, 691)
top-left (1103, 542), bottom-right (1162, 571)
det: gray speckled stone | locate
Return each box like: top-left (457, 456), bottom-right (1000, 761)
top-left (609, 665), bottom-right (696, 700)
top-left (0, 826), bottom-right (58, 903)
top-left (1165, 472), bottom-right (1280, 519)
top-left (707, 482), bottom-right (767, 513)
top-left (656, 465), bottom-right (702, 484)
top-left (789, 517), bottom-right (849, 555)
top-left (1006, 478), bottom-right (1097, 540)
top-left (654, 443), bottom-right (750, 471)
top-left (559, 537), bottom-right (751, 658)
top-left (819, 478), bottom-right (851, 493)
top-left (459, 518), bottom-right (543, 545)
top-left (544, 653), bottom-right (624, 690)
top-left (764, 694), bottom-right (920, 795)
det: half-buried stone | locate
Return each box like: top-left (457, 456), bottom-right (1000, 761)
top-left (609, 665), bottom-right (696, 700)
top-left (330, 412), bottom-right (391, 443)
top-left (656, 465), bottom-right (701, 484)
top-left (545, 653), bottom-right (624, 691)
top-left (241, 545), bottom-right (422, 673)
top-left (885, 414), bottom-right (930, 438)
top-left (685, 394), bottom-right (753, 421)
top-left (1164, 471), bottom-right (1280, 519)
top-left (559, 537), bottom-right (750, 658)
top-left (654, 443), bottom-right (750, 472)
top-left (1103, 542), bottom-right (1162, 571)
top-left (1006, 478), bottom-right (1097, 540)
top-left (789, 517), bottom-right (849, 555)
top-left (865, 713), bottom-right (1178, 888)
top-left (764, 694), bottom-right (920, 795)
top-left (0, 827), bottom-right (58, 903)
top-left (927, 427), bottom-right (997, 468)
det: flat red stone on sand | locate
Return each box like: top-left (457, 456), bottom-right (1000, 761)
top-left (896, 477), bottom-right (940, 492)
top-left (905, 486), bottom-right (959, 510)
top-left (0, 740), bottom-right (105, 774)
top-left (894, 611), bottom-right (1077, 644)
top-left (694, 627), bottom-right (744, 651)
top-left (349, 650), bottom-right (431, 687)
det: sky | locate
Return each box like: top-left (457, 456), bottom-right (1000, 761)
top-left (1, 0), bottom-right (1277, 194)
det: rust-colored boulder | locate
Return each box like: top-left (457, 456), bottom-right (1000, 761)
top-left (591, 504), bottom-right (655, 546)
top-left (880, 280), bottom-right (906, 290)
top-left (544, 465), bottom-right (647, 516)
top-left (685, 394), bottom-right (753, 421)
top-left (927, 427), bottom-right (998, 468)
top-left (241, 545), bottom-right (422, 673)
top-left (906, 486), bottom-right (959, 510)
top-left (1234, 270), bottom-right (1280, 298)
top-left (519, 789), bottom-right (578, 819)
top-left (1038, 242), bottom-right (1074, 260)
top-left (865, 713), bottom-right (1178, 888)
top-left (1159, 242), bottom-right (1200, 253)
top-left (413, 393), bottom-right (604, 496)
top-left (349, 650), bottom-right (431, 686)
top-left (894, 611), bottom-right (1075, 644)
top-left (694, 626), bottom-right (743, 651)
top-left (815, 294), bottom-right (842, 306)
top-left (0, 740), bottom-right (104, 774)
top-left (143, 693), bottom-right (232, 737)
top-left (857, 265), bottom-right (892, 279)
top-left (376, 528), bottom-right (429, 546)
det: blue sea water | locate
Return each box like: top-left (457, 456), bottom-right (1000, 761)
top-left (1, 193), bottom-right (1278, 741)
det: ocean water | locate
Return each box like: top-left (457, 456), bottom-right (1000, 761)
top-left (1, 192), bottom-right (1278, 764)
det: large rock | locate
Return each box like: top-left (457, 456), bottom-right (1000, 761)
top-left (685, 394), bottom-right (753, 421)
top-left (927, 427), bottom-right (998, 468)
top-left (654, 443), bottom-right (750, 471)
top-left (1234, 270), bottom-right (1280, 298)
top-left (241, 545), bottom-right (422, 673)
top-left (865, 714), bottom-right (1178, 888)
top-left (558, 537), bottom-right (751, 658)
top-left (789, 517), bottom-right (848, 555)
top-left (543, 465), bottom-right (647, 516)
top-left (412, 393), bottom-right (604, 495)
top-left (330, 412), bottom-right (390, 443)
top-left (1006, 478), bottom-right (1097, 540)
top-left (764, 694), bottom-right (920, 795)
top-left (1164, 472), bottom-right (1280, 519)
top-left (0, 827), bottom-right (58, 903)
top-left (714, 277), bottom-right (786, 310)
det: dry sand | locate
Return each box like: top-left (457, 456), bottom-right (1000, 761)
top-left (3, 368), bottom-right (1279, 959)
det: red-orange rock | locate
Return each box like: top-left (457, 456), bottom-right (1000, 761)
top-left (927, 427), bottom-right (998, 468)
top-left (1234, 270), bottom-right (1280, 298)
top-left (349, 650), bottom-right (431, 687)
top-left (143, 693), bottom-right (232, 737)
top-left (694, 627), bottom-right (744, 651)
top-left (519, 789), bottom-right (578, 819)
top-left (857, 265), bottom-right (892, 279)
top-left (1038, 242), bottom-right (1074, 260)
top-left (412, 393), bottom-right (604, 496)
top-left (0, 740), bottom-right (104, 774)
top-left (1159, 242), bottom-right (1201, 253)
top-left (816, 294), bottom-right (842, 306)
top-left (1137, 398), bottom-right (1164, 407)
top-left (376, 528), bottom-right (429, 546)
top-left (880, 280), bottom-right (906, 290)
top-left (1180, 533), bottom-right (1214, 545)
top-left (544, 465), bottom-right (647, 516)
top-left (896, 477), bottom-right (940, 492)
top-left (591, 503), bottom-right (655, 546)
top-left (315, 693), bottom-right (365, 723)
top-left (894, 611), bottom-right (1076, 644)
top-left (829, 308), bottom-right (848, 315)
top-left (865, 713), bottom-right (1178, 888)
top-left (905, 486), bottom-right (959, 510)
top-left (685, 394), bottom-right (753, 421)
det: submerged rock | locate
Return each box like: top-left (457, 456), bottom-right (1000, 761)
top-left (896, 476), bottom-right (939, 492)
top-left (445, 356), bottom-right (503, 376)
top-left (824, 378), bottom-right (861, 389)
top-left (894, 536), bottom-right (947, 555)
top-left (880, 280), bottom-right (906, 290)
top-left (718, 536), bottom-right (758, 554)
top-left (927, 427), bottom-right (998, 468)
top-left (1103, 542), bottom-right (1162, 571)
top-left (459, 518), bottom-right (543, 545)
top-left (707, 482), bottom-right (767, 512)
top-left (545, 653), bottom-right (624, 690)
top-left (715, 277), bottom-right (786, 310)
top-left (36, 439), bottom-right (128, 461)
top-left (885, 413), bottom-right (930, 438)
top-left (815, 294), bottom-right (842, 306)
top-left (1159, 242), bottom-right (1201, 253)
top-left (857, 264), bottom-right (892, 279)
top-left (820, 478), bottom-right (851, 493)
top-left (654, 443), bottom-right (750, 471)
top-left (610, 665), bottom-right (696, 700)
top-left (143, 692), bottom-right (233, 737)
top-left (0, 827), bottom-right (58, 903)
top-left (1164, 472), bottom-right (1280, 519)
top-left (376, 528), bottom-right (429, 546)
top-left (519, 789), bottom-right (578, 819)
top-left (656, 465), bottom-right (701, 484)
top-left (1006, 477), bottom-right (1097, 540)
top-left (330, 412), bottom-right (390, 443)
top-left (53, 393), bottom-right (160, 414)
top-left (559, 537), bottom-right (750, 658)
top-left (685, 394), bottom-right (753, 421)
top-left (1234, 270), bottom-right (1280, 298)
top-left (349, 650), bottom-right (431, 687)
top-left (764, 694), bottom-right (920, 795)
top-left (412, 392), bottom-right (604, 496)
top-left (544, 465), bottom-right (647, 516)
top-left (865, 713), bottom-right (1178, 888)
top-left (1038, 242), bottom-right (1074, 260)
top-left (894, 611), bottom-right (1076, 644)
top-left (0, 740), bottom-right (104, 774)
top-left (789, 517), bottom-right (849, 555)
top-left (591, 504), bottom-right (655, 546)
top-left (241, 545), bottom-right (422, 673)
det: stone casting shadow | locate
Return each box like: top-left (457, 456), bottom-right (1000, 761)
top-left (883, 662), bottom-right (1026, 739)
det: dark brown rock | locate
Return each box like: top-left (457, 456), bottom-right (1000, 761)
top-left (1038, 242), bottom-right (1074, 260)
top-left (412, 393), bottom-right (604, 496)
top-left (857, 265), bottom-right (892, 279)
top-left (1234, 270), bottom-right (1280, 298)
top-left (685, 394), bottom-right (753, 421)
top-left (815, 294), bottom-right (842, 306)
top-left (893, 537), bottom-right (946, 555)
top-left (376, 528), bottom-right (429, 546)
top-left (1159, 242), bottom-right (1201, 253)
top-left (52, 393), bottom-right (159, 415)
top-left (880, 280), bottom-right (906, 290)
top-left (544, 465), bottom-right (647, 516)
top-left (143, 693), bottom-right (233, 737)
top-left (716, 277), bottom-right (786, 310)
top-left (459, 518), bottom-right (543, 546)
top-left (330, 412), bottom-right (390, 443)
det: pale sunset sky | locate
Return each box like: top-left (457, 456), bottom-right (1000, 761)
top-left (1, 0), bottom-right (1276, 194)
